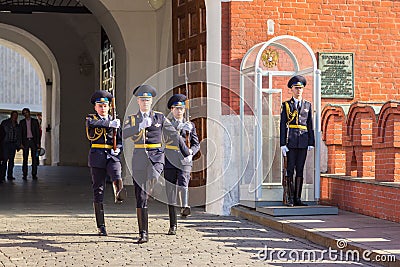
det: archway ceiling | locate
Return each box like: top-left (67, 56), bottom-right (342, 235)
top-left (0, 0), bottom-right (90, 13)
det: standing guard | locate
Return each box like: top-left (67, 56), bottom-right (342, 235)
top-left (164, 94), bottom-right (200, 235)
top-left (280, 75), bottom-right (315, 207)
top-left (86, 90), bottom-right (123, 236)
top-left (123, 85), bottom-right (190, 244)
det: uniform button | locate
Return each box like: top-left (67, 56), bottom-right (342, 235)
top-left (146, 137), bottom-right (149, 140)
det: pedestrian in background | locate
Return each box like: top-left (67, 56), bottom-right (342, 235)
top-left (0, 124), bottom-right (5, 183)
top-left (20, 108), bottom-right (41, 180)
top-left (0, 111), bottom-right (21, 181)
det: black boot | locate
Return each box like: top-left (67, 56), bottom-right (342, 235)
top-left (136, 208), bottom-right (148, 243)
top-left (112, 178), bottom-right (126, 204)
top-left (286, 176), bottom-right (295, 207)
top-left (93, 202), bottom-right (107, 236)
top-left (167, 205), bottom-right (177, 235)
top-left (294, 177), bottom-right (307, 206)
top-left (180, 187), bottom-right (191, 217)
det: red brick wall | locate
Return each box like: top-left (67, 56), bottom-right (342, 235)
top-left (374, 102), bottom-right (400, 182)
top-left (321, 102), bottom-right (400, 181)
top-left (221, 3), bottom-right (231, 115)
top-left (222, 0), bottom-right (400, 221)
top-left (321, 176), bottom-right (400, 223)
top-left (222, 0), bottom-right (400, 113)
top-left (321, 106), bottom-right (346, 173)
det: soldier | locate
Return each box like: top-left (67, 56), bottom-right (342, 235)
top-left (86, 90), bottom-right (124, 236)
top-left (280, 75), bottom-right (315, 207)
top-left (164, 94), bottom-right (200, 235)
top-left (123, 85), bottom-right (190, 243)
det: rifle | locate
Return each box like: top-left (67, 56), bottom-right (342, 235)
top-left (184, 60), bottom-right (190, 147)
top-left (108, 47), bottom-right (125, 204)
top-left (282, 107), bottom-right (291, 205)
top-left (111, 97), bottom-right (117, 150)
top-left (282, 155), bottom-right (288, 205)
top-left (109, 46), bottom-right (117, 151)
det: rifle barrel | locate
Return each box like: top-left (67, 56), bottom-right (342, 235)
top-left (112, 98), bottom-right (117, 150)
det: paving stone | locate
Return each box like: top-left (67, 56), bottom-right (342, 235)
top-left (0, 166), bottom-right (383, 266)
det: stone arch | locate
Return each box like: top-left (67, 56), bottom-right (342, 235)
top-left (79, 0), bottom-right (127, 109)
top-left (0, 23), bottom-right (60, 165)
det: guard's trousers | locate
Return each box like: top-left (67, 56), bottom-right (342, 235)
top-left (132, 162), bottom-right (163, 208)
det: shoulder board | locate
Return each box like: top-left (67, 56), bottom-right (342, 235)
top-left (86, 114), bottom-right (96, 119)
top-left (127, 115), bottom-right (135, 126)
top-left (153, 111), bottom-right (163, 114)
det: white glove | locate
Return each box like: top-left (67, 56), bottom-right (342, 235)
top-left (111, 148), bottom-right (120, 156)
top-left (189, 149), bottom-right (193, 155)
top-left (177, 122), bottom-right (185, 131)
top-left (183, 154), bottom-right (193, 163)
top-left (109, 119), bottom-right (120, 129)
top-left (181, 121), bottom-right (193, 132)
top-left (308, 146), bottom-right (314, 151)
top-left (139, 117), bottom-right (152, 130)
top-left (281, 146), bottom-right (289, 157)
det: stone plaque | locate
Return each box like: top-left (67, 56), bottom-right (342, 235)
top-left (318, 52), bottom-right (354, 99)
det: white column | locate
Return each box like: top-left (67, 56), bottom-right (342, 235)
top-left (205, 0), bottom-right (224, 214)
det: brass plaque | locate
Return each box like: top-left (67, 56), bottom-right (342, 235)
top-left (318, 52), bottom-right (354, 99)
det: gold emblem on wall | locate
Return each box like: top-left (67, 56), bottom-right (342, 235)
top-left (261, 48), bottom-right (279, 68)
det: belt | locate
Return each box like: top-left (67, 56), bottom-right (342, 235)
top-left (91, 144), bottom-right (113, 149)
top-left (165, 145), bottom-right (179, 150)
top-left (289, 125), bottom-right (307, 130)
top-left (134, 143), bottom-right (162, 149)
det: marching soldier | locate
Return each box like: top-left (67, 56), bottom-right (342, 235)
top-left (164, 94), bottom-right (200, 235)
top-left (86, 90), bottom-right (124, 236)
top-left (123, 85), bottom-right (190, 243)
top-left (280, 75), bottom-right (315, 207)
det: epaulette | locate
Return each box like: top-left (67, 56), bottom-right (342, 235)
top-left (86, 114), bottom-right (96, 119)
top-left (127, 114), bottom-right (135, 126)
top-left (153, 111), bottom-right (163, 114)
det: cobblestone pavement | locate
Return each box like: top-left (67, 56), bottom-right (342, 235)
top-left (0, 166), bottom-right (379, 266)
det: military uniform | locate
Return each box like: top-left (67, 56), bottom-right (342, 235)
top-left (86, 90), bottom-right (122, 236)
top-left (123, 85), bottom-right (190, 243)
top-left (280, 75), bottom-right (315, 206)
top-left (164, 94), bottom-right (200, 235)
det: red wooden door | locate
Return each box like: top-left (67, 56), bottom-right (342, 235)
top-left (172, 0), bottom-right (207, 187)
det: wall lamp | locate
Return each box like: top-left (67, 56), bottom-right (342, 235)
top-left (148, 0), bottom-right (165, 10)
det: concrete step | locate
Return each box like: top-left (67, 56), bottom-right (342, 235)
top-left (232, 205), bottom-right (400, 267)
top-left (256, 205), bottom-right (339, 216)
